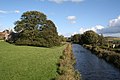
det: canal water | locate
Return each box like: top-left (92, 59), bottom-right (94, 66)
top-left (72, 44), bottom-right (120, 80)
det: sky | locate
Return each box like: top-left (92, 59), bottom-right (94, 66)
top-left (0, 0), bottom-right (120, 37)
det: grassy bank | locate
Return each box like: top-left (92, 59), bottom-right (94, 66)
top-left (0, 41), bottom-right (65, 80)
top-left (83, 44), bottom-right (120, 69)
top-left (56, 43), bottom-right (81, 80)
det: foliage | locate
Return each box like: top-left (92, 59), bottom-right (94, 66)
top-left (0, 41), bottom-right (65, 80)
top-left (81, 30), bottom-right (99, 45)
top-left (71, 34), bottom-right (81, 44)
top-left (71, 30), bottom-right (107, 46)
top-left (14, 11), bottom-right (60, 47)
top-left (59, 35), bottom-right (66, 42)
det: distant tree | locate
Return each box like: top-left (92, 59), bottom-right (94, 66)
top-left (71, 34), bottom-right (81, 43)
top-left (81, 30), bottom-right (99, 45)
top-left (98, 34), bottom-right (106, 46)
top-left (59, 35), bottom-right (66, 42)
top-left (14, 11), bottom-right (60, 47)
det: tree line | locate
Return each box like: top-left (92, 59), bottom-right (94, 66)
top-left (71, 30), bottom-right (106, 46)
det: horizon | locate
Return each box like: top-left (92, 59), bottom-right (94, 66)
top-left (0, 0), bottom-right (120, 37)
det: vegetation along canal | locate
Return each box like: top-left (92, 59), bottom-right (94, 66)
top-left (72, 44), bottom-right (120, 80)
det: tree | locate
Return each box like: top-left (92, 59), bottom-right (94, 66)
top-left (81, 30), bottom-right (99, 45)
top-left (59, 35), bottom-right (66, 42)
top-left (14, 11), bottom-right (60, 47)
top-left (71, 34), bottom-right (81, 43)
top-left (14, 11), bottom-right (47, 32)
top-left (98, 34), bottom-right (106, 46)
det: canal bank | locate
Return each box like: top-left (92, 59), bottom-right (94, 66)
top-left (56, 43), bottom-right (81, 80)
top-left (83, 44), bottom-right (120, 69)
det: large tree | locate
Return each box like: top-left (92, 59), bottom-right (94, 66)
top-left (14, 11), bottom-right (60, 47)
top-left (81, 30), bottom-right (99, 45)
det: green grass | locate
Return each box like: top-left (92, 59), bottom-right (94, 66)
top-left (0, 41), bottom-right (65, 80)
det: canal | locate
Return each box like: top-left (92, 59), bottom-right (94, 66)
top-left (72, 44), bottom-right (120, 80)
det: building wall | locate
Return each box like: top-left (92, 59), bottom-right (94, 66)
top-left (0, 32), bottom-right (5, 40)
top-left (0, 30), bottom-right (10, 40)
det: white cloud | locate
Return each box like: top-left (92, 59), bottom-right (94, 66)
top-left (78, 16), bottom-right (120, 37)
top-left (14, 10), bottom-right (20, 13)
top-left (98, 16), bottom-right (120, 34)
top-left (0, 10), bottom-right (7, 14)
top-left (69, 25), bottom-right (104, 37)
top-left (67, 16), bottom-right (77, 24)
top-left (109, 16), bottom-right (120, 27)
top-left (95, 25), bottom-right (104, 30)
top-left (48, 0), bottom-right (84, 3)
top-left (69, 16), bottom-right (120, 37)
top-left (65, 25), bottom-right (104, 37)
top-left (72, 32), bottom-right (77, 35)
top-left (79, 27), bottom-right (93, 34)
top-left (79, 25), bottom-right (104, 34)
top-left (0, 10), bottom-right (20, 14)
top-left (67, 16), bottom-right (76, 20)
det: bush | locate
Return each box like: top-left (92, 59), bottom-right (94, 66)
top-left (108, 53), bottom-right (120, 67)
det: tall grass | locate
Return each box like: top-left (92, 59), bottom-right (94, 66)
top-left (0, 41), bottom-right (65, 80)
top-left (56, 43), bottom-right (81, 80)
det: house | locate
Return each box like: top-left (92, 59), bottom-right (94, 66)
top-left (0, 30), bottom-right (10, 40)
top-left (0, 32), bottom-right (5, 39)
top-left (0, 29), bottom-right (17, 41)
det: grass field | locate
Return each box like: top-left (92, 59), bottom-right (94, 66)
top-left (0, 41), bottom-right (65, 80)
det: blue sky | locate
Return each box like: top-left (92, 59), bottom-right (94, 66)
top-left (0, 0), bottom-right (120, 37)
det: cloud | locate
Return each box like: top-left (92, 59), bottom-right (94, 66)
top-left (109, 16), bottom-right (120, 27)
top-left (48, 0), bottom-right (84, 3)
top-left (0, 10), bottom-right (20, 14)
top-left (78, 16), bottom-right (120, 35)
top-left (67, 16), bottom-right (76, 24)
top-left (14, 10), bottom-right (20, 13)
top-left (67, 16), bottom-right (76, 20)
top-left (70, 25), bottom-right (104, 37)
top-left (72, 32), bottom-right (77, 35)
top-left (77, 16), bottom-right (120, 37)
top-left (79, 25), bottom-right (104, 34)
top-left (97, 26), bottom-right (120, 34)
top-left (0, 10), bottom-right (7, 14)
top-left (97, 16), bottom-right (120, 34)
top-left (70, 16), bottom-right (120, 37)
